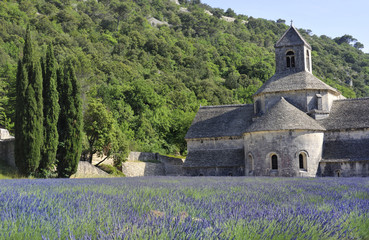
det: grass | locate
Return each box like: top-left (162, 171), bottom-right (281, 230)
top-left (97, 164), bottom-right (125, 177)
top-left (0, 161), bottom-right (21, 179)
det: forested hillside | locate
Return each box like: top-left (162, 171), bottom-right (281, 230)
top-left (1, 0), bottom-right (368, 156)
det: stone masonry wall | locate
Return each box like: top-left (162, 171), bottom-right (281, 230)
top-left (0, 139), bottom-right (15, 168)
top-left (319, 162), bottom-right (368, 177)
top-left (122, 161), bottom-right (165, 177)
top-left (122, 152), bottom-right (184, 177)
top-left (244, 130), bottom-right (324, 177)
top-left (187, 138), bottom-right (243, 151)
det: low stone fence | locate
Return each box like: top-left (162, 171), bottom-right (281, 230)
top-left (122, 152), bottom-right (184, 177)
top-left (0, 139), bottom-right (15, 168)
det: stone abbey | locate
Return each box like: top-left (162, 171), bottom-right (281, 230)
top-left (184, 25), bottom-right (369, 177)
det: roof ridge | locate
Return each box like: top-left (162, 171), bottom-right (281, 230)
top-left (200, 104), bottom-right (251, 109)
top-left (245, 97), bottom-right (325, 132)
top-left (254, 71), bottom-right (339, 96)
top-left (334, 97), bottom-right (369, 102)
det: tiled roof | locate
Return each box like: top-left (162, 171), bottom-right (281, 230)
top-left (319, 98), bottom-right (369, 130)
top-left (185, 104), bottom-right (254, 139)
top-left (183, 149), bottom-right (244, 168)
top-left (322, 139), bottom-right (369, 162)
top-left (254, 71), bottom-right (339, 96)
top-left (245, 98), bottom-right (325, 132)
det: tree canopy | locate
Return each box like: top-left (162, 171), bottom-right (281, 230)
top-left (0, 0), bottom-right (368, 157)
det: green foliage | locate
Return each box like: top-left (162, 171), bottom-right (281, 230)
top-left (0, 161), bottom-right (21, 179)
top-left (83, 98), bottom-right (128, 164)
top-left (57, 61), bottom-right (82, 178)
top-left (1, 0), bottom-right (369, 157)
top-left (39, 43), bottom-right (59, 177)
top-left (98, 164), bottom-right (125, 177)
top-left (14, 28), bottom-right (43, 176)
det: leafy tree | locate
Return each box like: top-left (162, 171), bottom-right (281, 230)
top-left (224, 8), bottom-right (236, 18)
top-left (334, 34), bottom-right (357, 45)
top-left (1, 0), bottom-right (369, 160)
top-left (225, 70), bottom-right (240, 89)
top-left (83, 99), bottom-right (115, 163)
top-left (354, 42), bottom-right (364, 50)
top-left (39, 43), bottom-right (59, 177)
top-left (57, 61), bottom-right (82, 178)
top-left (0, 74), bottom-right (9, 128)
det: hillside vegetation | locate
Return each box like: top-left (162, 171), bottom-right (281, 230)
top-left (0, 0), bottom-right (368, 156)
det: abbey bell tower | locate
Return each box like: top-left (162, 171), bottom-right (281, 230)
top-left (274, 24), bottom-right (312, 74)
top-left (253, 24), bottom-right (344, 116)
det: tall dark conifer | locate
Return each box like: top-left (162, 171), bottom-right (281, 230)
top-left (57, 61), bottom-right (82, 178)
top-left (15, 27), bottom-right (43, 175)
top-left (39, 44), bottom-right (59, 176)
top-left (14, 61), bottom-right (28, 174)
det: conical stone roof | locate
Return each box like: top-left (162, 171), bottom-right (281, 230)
top-left (245, 97), bottom-right (325, 133)
top-left (254, 71), bottom-right (339, 96)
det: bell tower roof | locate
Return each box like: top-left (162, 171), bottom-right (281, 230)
top-left (275, 25), bottom-right (311, 49)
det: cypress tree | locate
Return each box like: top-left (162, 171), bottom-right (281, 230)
top-left (14, 61), bottom-right (28, 174)
top-left (32, 60), bottom-right (44, 166)
top-left (57, 61), bottom-right (82, 178)
top-left (15, 27), bottom-right (43, 175)
top-left (23, 83), bottom-right (41, 173)
top-left (39, 44), bottom-right (59, 176)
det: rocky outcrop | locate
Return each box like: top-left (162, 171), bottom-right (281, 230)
top-left (71, 161), bottom-right (109, 178)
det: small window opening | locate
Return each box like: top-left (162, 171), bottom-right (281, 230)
top-left (335, 170), bottom-right (341, 177)
top-left (255, 100), bottom-right (261, 114)
top-left (286, 51), bottom-right (295, 68)
top-left (271, 154), bottom-right (278, 170)
top-left (306, 50), bottom-right (310, 72)
top-left (199, 173), bottom-right (204, 176)
top-left (248, 154), bottom-right (254, 172)
top-left (228, 173), bottom-right (233, 176)
top-left (299, 153), bottom-right (307, 171)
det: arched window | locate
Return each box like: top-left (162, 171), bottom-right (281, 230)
top-left (286, 51), bottom-right (295, 68)
top-left (299, 152), bottom-right (307, 171)
top-left (271, 154), bottom-right (278, 170)
top-left (306, 50), bottom-right (310, 72)
top-left (255, 100), bottom-right (261, 114)
top-left (248, 154), bottom-right (254, 173)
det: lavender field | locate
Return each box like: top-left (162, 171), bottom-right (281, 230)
top-left (0, 177), bottom-right (368, 240)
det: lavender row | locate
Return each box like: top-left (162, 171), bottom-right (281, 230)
top-left (0, 177), bottom-right (368, 239)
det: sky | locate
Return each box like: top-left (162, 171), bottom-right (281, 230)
top-left (201, 0), bottom-right (369, 53)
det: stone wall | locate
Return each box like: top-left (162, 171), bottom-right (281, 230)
top-left (127, 152), bottom-right (158, 161)
top-left (122, 152), bottom-right (184, 177)
top-left (187, 138), bottom-right (243, 151)
top-left (254, 90), bottom-right (334, 115)
top-left (244, 130), bottom-right (324, 177)
top-left (122, 161), bottom-right (165, 177)
top-left (158, 155), bottom-right (184, 176)
top-left (0, 139), bottom-right (15, 168)
top-left (275, 45), bottom-right (309, 74)
top-left (319, 161), bottom-right (368, 177)
top-left (183, 166), bottom-right (244, 177)
top-left (324, 129), bottom-right (369, 141)
top-left (71, 161), bottom-right (109, 178)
